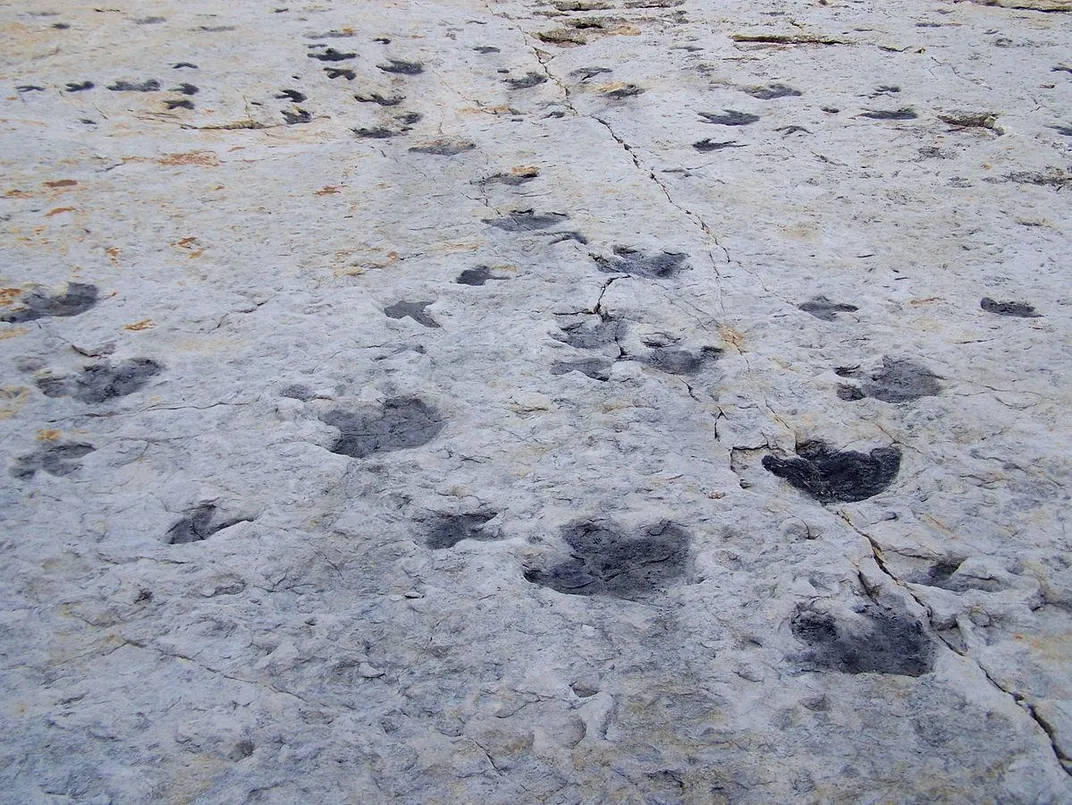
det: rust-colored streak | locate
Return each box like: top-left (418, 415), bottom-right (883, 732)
top-left (44, 179), bottom-right (78, 188)
top-left (46, 207), bottom-right (77, 217)
top-left (157, 152), bottom-right (220, 167)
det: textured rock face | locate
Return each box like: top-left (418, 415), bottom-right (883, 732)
top-left (1, 0), bottom-right (1071, 802)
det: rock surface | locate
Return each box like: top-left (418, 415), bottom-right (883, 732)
top-left (1, 0), bottom-right (1071, 802)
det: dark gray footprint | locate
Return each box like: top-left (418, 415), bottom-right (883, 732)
top-left (11, 442), bottom-right (95, 480)
top-left (555, 316), bottom-right (624, 349)
top-left (551, 358), bottom-right (613, 381)
top-left (593, 247), bottom-right (687, 279)
top-left (980, 297), bottom-right (1041, 318)
top-left (744, 83), bottom-right (801, 100)
top-left (645, 345), bottom-right (721, 375)
top-left (798, 296), bottom-right (858, 321)
top-left (1, 282), bottom-right (98, 323)
top-left (165, 503), bottom-right (248, 545)
top-left (483, 210), bottom-right (568, 232)
top-left (762, 441), bottom-right (901, 503)
top-left (36, 358), bottom-right (163, 403)
top-left (384, 300), bottom-right (439, 328)
top-left (322, 397), bottom-right (445, 458)
top-left (837, 357), bottom-right (941, 403)
top-left (524, 520), bottom-right (690, 599)
top-left (790, 606), bottom-right (933, 677)
top-left (425, 512), bottom-right (499, 549)
top-left (699, 109), bottom-right (759, 126)
top-left (456, 266), bottom-right (510, 286)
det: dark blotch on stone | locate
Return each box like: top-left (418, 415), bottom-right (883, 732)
top-left (790, 606), bottom-right (934, 676)
top-left (860, 108), bottom-right (917, 120)
top-left (354, 126), bottom-right (396, 139)
top-left (456, 266), bottom-right (508, 286)
top-left (276, 89), bottom-right (306, 102)
top-left (646, 345), bottom-right (721, 375)
top-left (107, 79), bottom-right (160, 92)
top-left (174, 83), bottom-right (198, 95)
top-left (594, 246), bottom-right (687, 279)
top-left (555, 317), bottom-right (623, 349)
top-left (77, 359), bottom-right (162, 403)
top-left (384, 300), bottom-right (439, 328)
top-left (282, 108), bottom-right (311, 125)
top-left (551, 358), bottom-right (613, 381)
top-left (763, 441), bottom-right (901, 503)
top-left (506, 72), bottom-right (547, 89)
top-left (1, 282), bottom-right (98, 323)
top-left (925, 558), bottom-right (963, 587)
top-left (744, 83), bottom-right (801, 100)
top-left (855, 358), bottom-right (942, 403)
top-left (37, 358), bottom-right (163, 403)
top-left (837, 385), bottom-right (866, 401)
top-left (280, 384), bottom-right (313, 401)
top-left (480, 169), bottom-right (538, 186)
top-left (378, 59), bottom-right (423, 74)
top-left (409, 140), bottom-right (475, 155)
top-left (395, 111), bottom-right (421, 126)
top-left (165, 504), bottom-right (219, 544)
top-left (543, 230), bottom-right (588, 245)
top-left (473, 46), bottom-right (500, 54)
top-left (524, 520), bottom-right (689, 599)
top-left (10, 442), bottom-right (95, 480)
top-left (166, 99), bottom-right (194, 110)
top-left (798, 296), bottom-right (858, 321)
top-left (425, 512), bottom-right (499, 549)
top-left (165, 504), bottom-right (249, 545)
top-left (354, 92), bottom-right (404, 106)
top-left (483, 210), bottom-right (567, 231)
top-left (693, 139), bottom-right (745, 152)
top-left (699, 109), bottom-right (759, 126)
top-left (980, 297), bottom-right (1041, 318)
top-left (324, 68), bottom-right (356, 80)
top-left (309, 48), bottom-right (356, 61)
top-left (65, 81), bottom-right (94, 92)
top-left (570, 66), bottom-right (613, 80)
top-left (173, 62), bottom-right (198, 69)
top-left (322, 397), bottom-right (445, 458)
top-left (604, 84), bottom-right (643, 99)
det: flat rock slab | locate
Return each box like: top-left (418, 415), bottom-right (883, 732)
top-left (1, 0), bottom-right (1071, 803)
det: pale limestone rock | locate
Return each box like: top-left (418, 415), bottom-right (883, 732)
top-left (1, 0), bottom-right (1071, 802)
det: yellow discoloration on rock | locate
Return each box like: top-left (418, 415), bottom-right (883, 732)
top-left (155, 152), bottom-right (221, 167)
top-left (0, 386), bottom-right (30, 419)
top-left (717, 324), bottom-right (745, 353)
top-left (124, 319), bottom-right (156, 331)
top-left (36, 429), bottom-right (62, 442)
